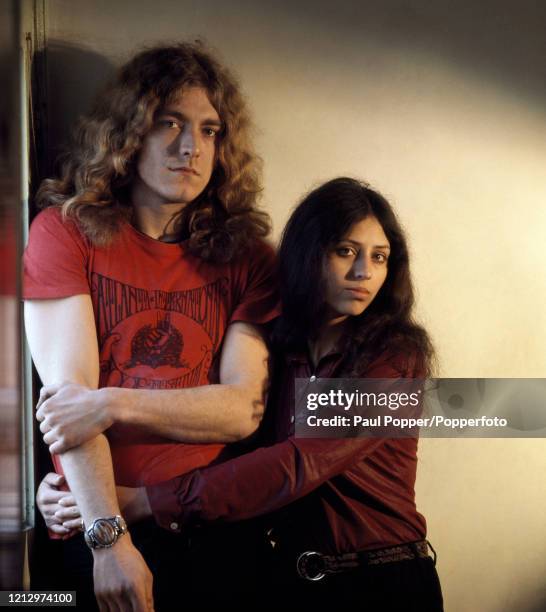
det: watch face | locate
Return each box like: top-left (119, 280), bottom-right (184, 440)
top-left (93, 518), bottom-right (117, 545)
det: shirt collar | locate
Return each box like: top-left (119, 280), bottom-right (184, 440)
top-left (284, 337), bottom-right (347, 370)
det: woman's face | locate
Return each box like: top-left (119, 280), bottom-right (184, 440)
top-left (323, 216), bottom-right (390, 322)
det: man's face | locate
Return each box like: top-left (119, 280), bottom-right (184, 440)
top-left (133, 86), bottom-right (222, 208)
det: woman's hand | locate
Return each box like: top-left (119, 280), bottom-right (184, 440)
top-left (36, 473), bottom-right (81, 536)
top-left (37, 473), bottom-right (152, 535)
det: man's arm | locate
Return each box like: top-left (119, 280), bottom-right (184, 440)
top-left (111, 321), bottom-right (270, 440)
top-left (25, 295), bottom-right (154, 611)
top-left (37, 321), bottom-right (271, 453)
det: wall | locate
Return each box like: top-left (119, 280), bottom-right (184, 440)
top-left (38, 1), bottom-right (546, 609)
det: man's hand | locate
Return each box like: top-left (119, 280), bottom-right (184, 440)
top-left (93, 537), bottom-right (154, 612)
top-left (36, 472), bottom-right (81, 536)
top-left (36, 383), bottom-right (113, 454)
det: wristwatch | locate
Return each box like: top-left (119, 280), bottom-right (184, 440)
top-left (83, 515), bottom-right (128, 550)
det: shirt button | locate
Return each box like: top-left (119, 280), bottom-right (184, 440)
top-left (169, 522), bottom-right (179, 531)
top-left (310, 375), bottom-right (316, 382)
top-left (290, 415), bottom-right (295, 424)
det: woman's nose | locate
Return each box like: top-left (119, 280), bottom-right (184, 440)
top-left (352, 257), bottom-right (372, 280)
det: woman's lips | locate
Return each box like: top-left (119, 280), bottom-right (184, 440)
top-left (345, 287), bottom-right (371, 297)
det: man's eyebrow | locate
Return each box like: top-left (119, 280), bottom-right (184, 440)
top-left (158, 109), bottom-right (223, 127)
top-left (340, 239), bottom-right (391, 250)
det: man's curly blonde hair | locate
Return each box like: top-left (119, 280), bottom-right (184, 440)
top-left (37, 42), bottom-right (270, 262)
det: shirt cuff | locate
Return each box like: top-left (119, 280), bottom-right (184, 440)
top-left (146, 477), bottom-right (201, 534)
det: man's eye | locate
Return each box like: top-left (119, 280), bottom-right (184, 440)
top-left (158, 120), bottom-right (179, 129)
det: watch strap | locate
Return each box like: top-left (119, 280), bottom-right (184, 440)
top-left (83, 515), bottom-right (128, 549)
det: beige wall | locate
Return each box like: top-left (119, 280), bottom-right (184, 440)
top-left (39, 1), bottom-right (546, 609)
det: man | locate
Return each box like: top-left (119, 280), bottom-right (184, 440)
top-left (24, 43), bottom-right (279, 611)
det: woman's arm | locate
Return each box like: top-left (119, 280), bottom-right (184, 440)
top-left (146, 355), bottom-right (419, 531)
top-left (148, 436), bottom-right (384, 530)
top-left (37, 436), bottom-right (385, 534)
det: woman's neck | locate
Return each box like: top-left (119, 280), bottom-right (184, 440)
top-left (308, 315), bottom-right (348, 368)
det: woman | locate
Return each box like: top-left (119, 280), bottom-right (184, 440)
top-left (39, 177), bottom-right (443, 610)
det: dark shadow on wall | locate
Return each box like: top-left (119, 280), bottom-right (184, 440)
top-left (32, 40), bottom-right (115, 201)
top-left (248, 0), bottom-right (546, 106)
top-left (521, 591), bottom-right (546, 612)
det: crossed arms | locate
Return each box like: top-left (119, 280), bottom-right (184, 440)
top-left (25, 293), bottom-right (270, 611)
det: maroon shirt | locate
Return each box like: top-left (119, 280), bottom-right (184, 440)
top-left (147, 349), bottom-right (427, 555)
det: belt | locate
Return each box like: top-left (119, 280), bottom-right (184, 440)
top-left (296, 540), bottom-right (436, 581)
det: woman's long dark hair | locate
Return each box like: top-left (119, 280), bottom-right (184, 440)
top-left (272, 177), bottom-right (435, 377)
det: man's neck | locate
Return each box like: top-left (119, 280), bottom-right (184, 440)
top-left (132, 202), bottom-right (186, 241)
top-left (131, 185), bottom-right (187, 242)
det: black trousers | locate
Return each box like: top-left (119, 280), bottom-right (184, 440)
top-left (60, 518), bottom-right (270, 611)
top-left (264, 553), bottom-right (444, 612)
top-left (59, 523), bottom-right (443, 612)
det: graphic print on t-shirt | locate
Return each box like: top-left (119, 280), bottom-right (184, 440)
top-left (92, 272), bottom-right (228, 389)
top-left (124, 311), bottom-right (188, 370)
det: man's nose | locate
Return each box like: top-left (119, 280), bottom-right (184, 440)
top-left (178, 126), bottom-right (199, 158)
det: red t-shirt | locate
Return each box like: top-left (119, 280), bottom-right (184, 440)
top-left (23, 207), bottom-right (280, 486)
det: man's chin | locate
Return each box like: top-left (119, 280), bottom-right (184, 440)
top-left (159, 192), bottom-right (203, 207)
top-left (171, 186), bottom-right (208, 204)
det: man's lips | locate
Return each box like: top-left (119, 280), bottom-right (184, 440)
top-left (168, 166), bottom-right (199, 176)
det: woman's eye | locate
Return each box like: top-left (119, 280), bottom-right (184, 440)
top-left (336, 247), bottom-right (355, 257)
top-left (203, 127), bottom-right (218, 138)
top-left (373, 253), bottom-right (388, 263)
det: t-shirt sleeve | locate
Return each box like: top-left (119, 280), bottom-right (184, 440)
top-left (23, 207), bottom-right (91, 299)
top-left (229, 240), bottom-right (281, 325)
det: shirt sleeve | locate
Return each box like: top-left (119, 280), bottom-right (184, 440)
top-left (23, 207), bottom-right (90, 299)
top-left (146, 356), bottom-right (416, 532)
top-left (229, 240), bottom-right (281, 325)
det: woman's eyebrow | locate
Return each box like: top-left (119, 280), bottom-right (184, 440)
top-left (340, 238), bottom-right (391, 250)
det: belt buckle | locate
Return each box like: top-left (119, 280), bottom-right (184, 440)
top-left (296, 551), bottom-right (326, 581)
